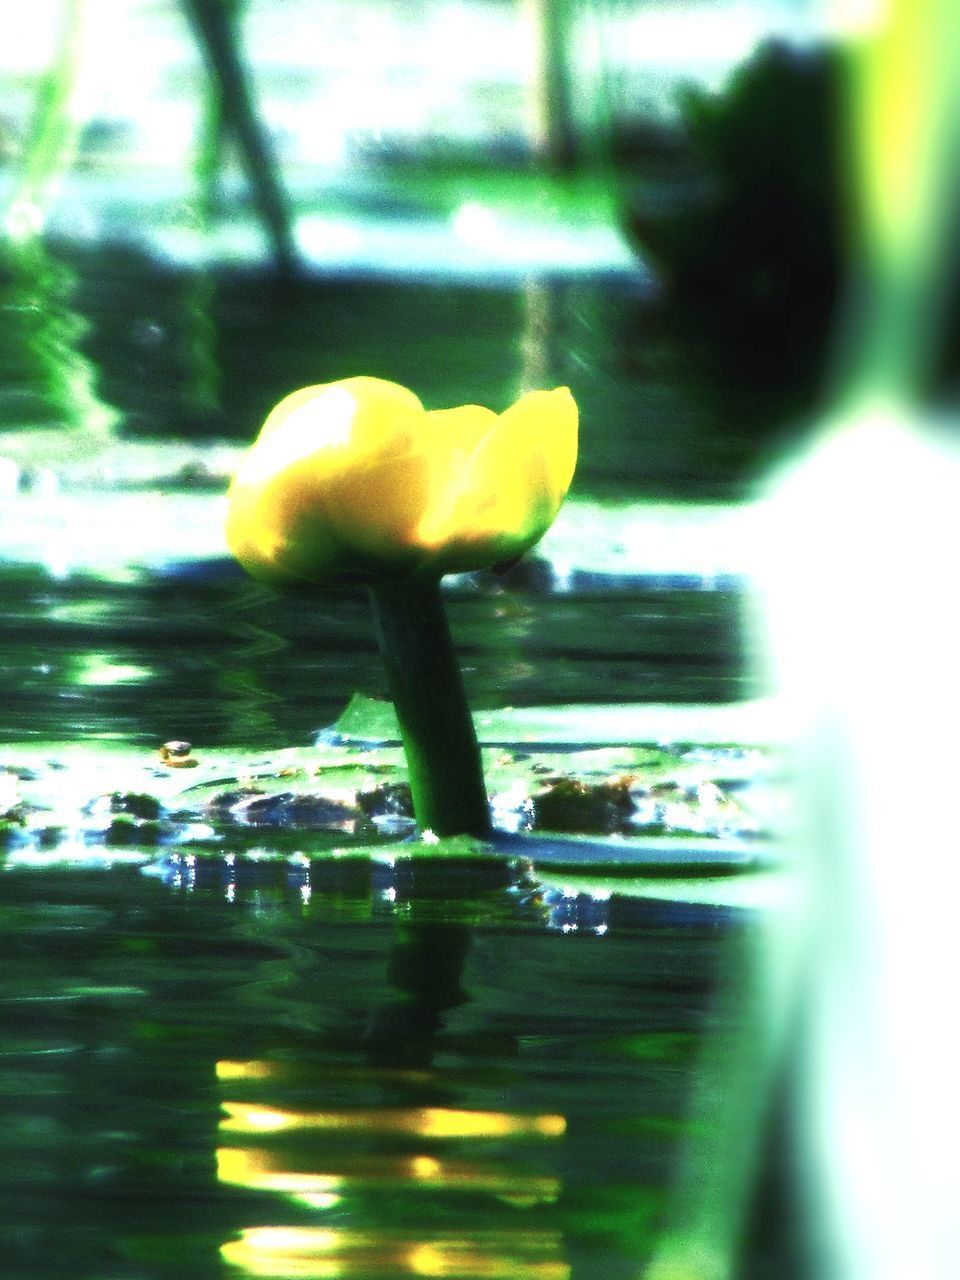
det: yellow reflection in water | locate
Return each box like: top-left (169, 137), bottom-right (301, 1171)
top-left (216, 1057), bottom-right (435, 1086)
top-left (217, 1148), bottom-right (343, 1195)
top-left (220, 1225), bottom-right (569, 1279)
top-left (215, 1072), bottom-right (568, 1276)
top-left (216, 1059), bottom-right (277, 1081)
top-left (217, 1146), bottom-right (559, 1201)
top-left (220, 1101), bottom-right (566, 1140)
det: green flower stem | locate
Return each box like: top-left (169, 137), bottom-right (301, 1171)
top-left (369, 577), bottom-right (491, 839)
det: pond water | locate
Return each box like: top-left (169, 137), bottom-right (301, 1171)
top-left (0, 570), bottom-right (753, 750)
top-left (2, 860), bottom-right (780, 1280)
top-left (1, 239), bottom-right (791, 1278)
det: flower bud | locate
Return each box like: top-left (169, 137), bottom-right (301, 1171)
top-left (226, 376), bottom-right (578, 584)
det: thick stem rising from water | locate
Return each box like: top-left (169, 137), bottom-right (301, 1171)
top-left (369, 577), bottom-right (491, 839)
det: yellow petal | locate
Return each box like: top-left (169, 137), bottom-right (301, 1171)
top-left (416, 386), bottom-right (578, 572)
top-left (404, 404), bottom-right (500, 559)
top-left (226, 377), bottom-right (426, 582)
top-left (226, 464), bottom-right (347, 584)
top-left (497, 387), bottom-right (578, 507)
top-left (258, 377), bottom-right (424, 458)
top-left (322, 449), bottom-right (433, 570)
top-left (226, 380), bottom-right (579, 584)
top-left (422, 404), bottom-right (499, 457)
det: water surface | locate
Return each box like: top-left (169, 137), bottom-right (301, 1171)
top-left (1, 858), bottom-right (762, 1280)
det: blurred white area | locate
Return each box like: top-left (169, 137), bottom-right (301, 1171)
top-left (757, 0), bottom-right (960, 1268)
top-left (0, 0), bottom-right (843, 276)
top-left (0, 0), bottom-right (832, 173)
top-left (759, 402), bottom-right (960, 1279)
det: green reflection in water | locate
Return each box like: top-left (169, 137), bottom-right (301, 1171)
top-left (0, 570), bottom-right (751, 750)
top-left (180, 270), bottom-right (222, 422)
top-left (4, 0), bottom-right (84, 243)
top-left (213, 581), bottom-right (289, 746)
top-left (1, 0), bottom-right (118, 439)
top-left (0, 238), bottom-right (118, 435)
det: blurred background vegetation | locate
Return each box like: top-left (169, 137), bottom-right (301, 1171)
top-left (0, 0), bottom-right (887, 501)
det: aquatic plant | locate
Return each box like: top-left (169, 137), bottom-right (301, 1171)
top-left (183, 0), bottom-right (297, 275)
top-left (4, 0), bottom-right (84, 244)
top-left (226, 375), bottom-right (578, 837)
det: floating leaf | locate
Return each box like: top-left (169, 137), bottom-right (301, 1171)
top-left (334, 692), bottom-right (785, 747)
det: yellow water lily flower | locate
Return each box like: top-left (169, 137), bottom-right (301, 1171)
top-left (226, 376), bottom-right (578, 585)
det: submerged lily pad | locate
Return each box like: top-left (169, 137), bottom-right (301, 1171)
top-left (334, 692), bottom-right (786, 747)
top-left (535, 867), bottom-right (797, 912)
top-left (0, 691), bottom-right (781, 898)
